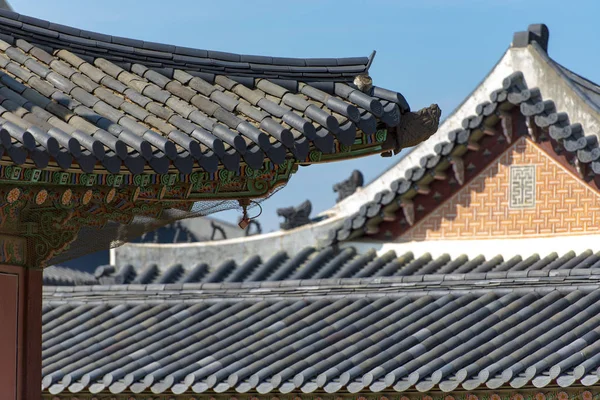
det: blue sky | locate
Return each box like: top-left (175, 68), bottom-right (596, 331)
top-left (11, 0), bottom-right (600, 231)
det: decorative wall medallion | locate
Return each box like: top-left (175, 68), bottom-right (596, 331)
top-left (35, 190), bottom-right (48, 205)
top-left (509, 165), bottom-right (536, 209)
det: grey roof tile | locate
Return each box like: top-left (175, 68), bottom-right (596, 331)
top-left (46, 247), bottom-right (600, 287)
top-left (33, 283), bottom-right (589, 394)
top-left (0, 10), bottom-right (403, 173)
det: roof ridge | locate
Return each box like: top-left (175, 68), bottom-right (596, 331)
top-left (43, 267), bottom-right (600, 302)
top-left (0, 8), bottom-right (371, 77)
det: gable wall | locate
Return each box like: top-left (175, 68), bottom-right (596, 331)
top-left (401, 137), bottom-right (600, 241)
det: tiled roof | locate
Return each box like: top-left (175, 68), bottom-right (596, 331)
top-left (325, 65), bottom-right (600, 244)
top-left (46, 247), bottom-right (600, 286)
top-left (42, 269), bottom-right (600, 394)
top-left (43, 265), bottom-right (97, 285)
top-left (0, 9), bottom-right (410, 174)
top-left (554, 62), bottom-right (600, 111)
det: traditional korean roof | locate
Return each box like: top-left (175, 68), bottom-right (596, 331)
top-left (105, 24), bottom-right (599, 270)
top-left (0, 8), bottom-right (415, 176)
top-left (39, 22), bottom-right (600, 398)
top-left (0, 9), bottom-right (442, 268)
top-left (42, 263), bottom-right (600, 396)
top-left (45, 247), bottom-right (600, 286)
top-left (325, 24), bottom-right (600, 245)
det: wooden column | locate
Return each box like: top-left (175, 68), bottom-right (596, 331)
top-left (0, 264), bottom-right (42, 400)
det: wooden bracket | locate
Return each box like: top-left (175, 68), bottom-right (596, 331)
top-left (450, 156), bottom-right (465, 185)
top-left (399, 198), bottom-right (415, 226)
top-left (574, 157), bottom-right (588, 180)
top-left (467, 141), bottom-right (481, 151)
top-left (415, 184), bottom-right (430, 195)
top-left (431, 170), bottom-right (447, 181)
top-left (499, 111), bottom-right (514, 144)
top-left (525, 116), bottom-right (540, 142)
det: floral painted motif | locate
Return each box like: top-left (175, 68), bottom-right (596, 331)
top-left (557, 392), bottom-right (569, 400)
top-left (6, 188), bottom-right (20, 203)
top-left (106, 188), bottom-right (116, 204)
top-left (35, 189), bottom-right (48, 205)
top-left (61, 189), bottom-right (72, 205)
top-left (583, 391), bottom-right (593, 400)
top-left (82, 189), bottom-right (93, 205)
top-left (535, 393), bottom-right (546, 400)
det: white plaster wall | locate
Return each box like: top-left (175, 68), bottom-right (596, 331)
top-left (113, 214), bottom-right (346, 269)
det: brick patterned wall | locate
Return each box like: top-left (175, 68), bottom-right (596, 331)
top-left (402, 137), bottom-right (600, 241)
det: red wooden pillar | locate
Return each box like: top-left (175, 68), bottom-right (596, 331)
top-left (0, 265), bottom-right (42, 400)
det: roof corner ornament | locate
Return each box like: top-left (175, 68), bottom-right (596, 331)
top-left (353, 74), bottom-right (373, 93)
top-left (383, 104), bottom-right (442, 155)
top-left (333, 170), bottom-right (364, 203)
top-left (512, 24), bottom-right (550, 52)
top-left (277, 200), bottom-right (312, 230)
